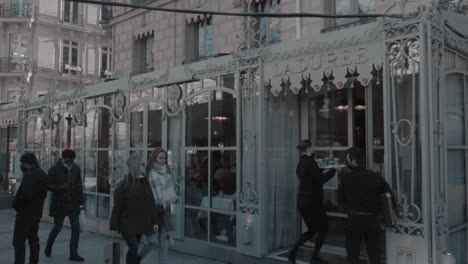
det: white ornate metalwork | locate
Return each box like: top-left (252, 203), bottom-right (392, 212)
top-left (239, 181), bottom-right (259, 214)
top-left (113, 92), bottom-right (126, 121)
top-left (71, 101), bottom-right (85, 127)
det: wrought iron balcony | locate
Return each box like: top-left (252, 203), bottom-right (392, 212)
top-left (0, 57), bottom-right (31, 73)
top-left (0, 3), bottom-right (32, 18)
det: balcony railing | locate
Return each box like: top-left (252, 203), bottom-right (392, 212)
top-left (0, 57), bottom-right (30, 73)
top-left (0, 3), bottom-right (32, 18)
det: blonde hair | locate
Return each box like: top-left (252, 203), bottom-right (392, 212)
top-left (126, 154), bottom-right (143, 182)
top-left (146, 148), bottom-right (170, 174)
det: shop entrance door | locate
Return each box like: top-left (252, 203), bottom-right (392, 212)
top-left (299, 80), bottom-right (385, 260)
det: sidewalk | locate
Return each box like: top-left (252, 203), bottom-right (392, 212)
top-left (0, 209), bottom-right (225, 264)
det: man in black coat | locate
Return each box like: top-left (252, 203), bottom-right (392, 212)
top-left (12, 153), bottom-right (48, 264)
top-left (44, 149), bottom-right (85, 262)
top-left (289, 140), bottom-right (336, 264)
top-left (337, 147), bottom-right (393, 264)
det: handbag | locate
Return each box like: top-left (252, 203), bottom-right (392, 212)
top-left (79, 209), bottom-right (88, 234)
top-left (380, 192), bottom-right (396, 227)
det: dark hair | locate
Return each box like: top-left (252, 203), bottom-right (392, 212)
top-left (146, 148), bottom-right (170, 174)
top-left (20, 153), bottom-right (38, 166)
top-left (62, 149), bottom-right (76, 159)
top-left (296, 140), bottom-right (312, 152)
top-left (347, 147), bottom-right (365, 166)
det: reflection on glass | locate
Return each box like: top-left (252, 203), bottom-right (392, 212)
top-left (211, 92), bottom-right (236, 147)
top-left (130, 105), bottom-right (144, 148)
top-left (309, 90), bottom-right (349, 147)
top-left (148, 102), bottom-right (162, 147)
top-left (129, 90), bottom-right (140, 103)
top-left (185, 208), bottom-right (207, 241)
top-left (85, 194), bottom-right (96, 217)
top-left (98, 108), bottom-right (112, 148)
top-left (26, 117), bottom-right (43, 149)
top-left (97, 196), bottom-right (110, 219)
top-left (446, 74), bottom-right (465, 146)
top-left (97, 151), bottom-right (111, 194)
top-left (447, 150), bottom-right (466, 228)
top-left (114, 122), bottom-right (126, 150)
top-left (210, 212), bottom-right (236, 246)
top-left (85, 110), bottom-right (98, 148)
top-left (449, 229), bottom-right (467, 264)
top-left (211, 151), bottom-right (236, 202)
top-left (185, 151), bottom-right (208, 206)
top-left (84, 151), bottom-right (97, 192)
top-left (372, 82), bottom-right (384, 146)
top-left (221, 74), bottom-right (235, 90)
top-left (353, 84), bottom-right (366, 150)
top-left (52, 114), bottom-right (63, 148)
top-left (203, 77), bottom-right (217, 90)
top-left (186, 94), bottom-right (209, 147)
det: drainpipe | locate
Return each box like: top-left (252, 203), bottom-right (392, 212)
top-left (296, 0), bottom-right (301, 40)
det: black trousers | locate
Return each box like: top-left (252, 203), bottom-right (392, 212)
top-left (346, 214), bottom-right (382, 264)
top-left (13, 215), bottom-right (41, 264)
top-left (122, 233), bottom-right (142, 264)
top-left (46, 214), bottom-right (80, 255)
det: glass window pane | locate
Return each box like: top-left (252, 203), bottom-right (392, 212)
top-left (72, 126), bottom-right (83, 149)
top-left (185, 208), bottom-right (207, 241)
top-left (446, 74), bottom-right (465, 146)
top-left (130, 105), bottom-right (144, 148)
top-left (354, 85), bottom-right (366, 149)
top-left (372, 82), bottom-right (384, 146)
top-left (98, 108), bottom-right (112, 148)
top-left (97, 151), bottom-right (111, 194)
top-left (185, 151), bottom-right (208, 206)
top-left (211, 150), bottom-right (236, 203)
top-left (97, 196), bottom-right (110, 219)
top-left (148, 102), bottom-right (162, 148)
top-left (211, 92), bottom-right (236, 147)
top-left (85, 194), bottom-right (96, 217)
top-left (210, 212), bottom-right (236, 246)
top-left (85, 110), bottom-right (98, 148)
top-left (447, 150), bottom-right (467, 228)
top-left (221, 74), bottom-right (235, 90)
top-left (84, 151), bottom-right (97, 192)
top-left (186, 94), bottom-right (209, 147)
top-left (26, 117), bottom-right (43, 150)
top-left (115, 122), bottom-right (127, 150)
top-left (449, 229), bottom-right (467, 264)
top-left (309, 90), bottom-right (349, 147)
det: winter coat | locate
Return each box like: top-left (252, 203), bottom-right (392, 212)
top-left (110, 176), bottom-right (162, 235)
top-left (296, 154), bottom-right (336, 209)
top-left (47, 161), bottom-right (84, 217)
top-left (13, 166), bottom-right (48, 219)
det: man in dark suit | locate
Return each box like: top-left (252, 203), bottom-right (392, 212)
top-left (12, 153), bottom-right (48, 264)
top-left (338, 147), bottom-right (393, 264)
top-left (44, 149), bottom-right (85, 262)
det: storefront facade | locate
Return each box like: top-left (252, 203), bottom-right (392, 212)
top-left (3, 7), bottom-right (468, 264)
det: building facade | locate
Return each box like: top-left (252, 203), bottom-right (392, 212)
top-left (1, 0), bottom-right (468, 263)
top-left (0, 0), bottom-right (112, 191)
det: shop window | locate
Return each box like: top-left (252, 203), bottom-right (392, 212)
top-left (134, 35), bottom-right (154, 74)
top-left (63, 0), bottom-right (79, 24)
top-left (184, 75), bottom-right (238, 247)
top-left (62, 40), bottom-right (80, 75)
top-left (186, 19), bottom-right (213, 62)
top-left (324, 0), bottom-right (376, 32)
top-left (252, 0), bottom-right (281, 46)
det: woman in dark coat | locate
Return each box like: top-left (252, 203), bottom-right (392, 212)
top-left (288, 140), bottom-right (336, 264)
top-left (110, 154), bottom-right (161, 264)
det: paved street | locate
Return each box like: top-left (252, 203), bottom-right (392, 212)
top-left (0, 209), bottom-right (225, 264)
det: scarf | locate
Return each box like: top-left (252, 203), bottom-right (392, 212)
top-left (149, 164), bottom-right (177, 209)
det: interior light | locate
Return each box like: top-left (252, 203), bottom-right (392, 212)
top-left (205, 116), bottom-right (230, 121)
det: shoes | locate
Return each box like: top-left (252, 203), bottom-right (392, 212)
top-left (310, 257), bottom-right (328, 264)
top-left (287, 251), bottom-right (296, 264)
top-left (69, 254), bottom-right (85, 262)
top-left (44, 247), bottom-right (51, 257)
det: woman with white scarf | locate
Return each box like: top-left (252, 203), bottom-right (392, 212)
top-left (139, 148), bottom-right (177, 264)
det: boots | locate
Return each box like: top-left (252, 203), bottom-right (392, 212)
top-left (44, 243), bottom-right (52, 257)
top-left (69, 253), bottom-right (85, 262)
top-left (310, 256), bottom-right (328, 264)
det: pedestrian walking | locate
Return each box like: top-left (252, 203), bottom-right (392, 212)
top-left (12, 153), bottom-right (48, 264)
top-left (288, 140), bottom-right (336, 264)
top-left (44, 149), bottom-right (85, 262)
top-left (337, 147), bottom-right (393, 264)
top-left (139, 148), bottom-right (178, 264)
top-left (110, 154), bottom-right (162, 264)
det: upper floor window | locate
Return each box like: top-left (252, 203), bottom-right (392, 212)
top-left (325, 0), bottom-right (376, 31)
top-left (252, 0), bottom-right (281, 46)
top-left (63, 0), bottom-right (79, 24)
top-left (186, 18), bottom-right (213, 62)
top-left (100, 47), bottom-right (112, 78)
top-left (101, 1), bottom-right (113, 21)
top-left (62, 40), bottom-right (80, 75)
top-left (134, 34), bottom-right (154, 74)
top-left (10, 34), bottom-right (28, 58)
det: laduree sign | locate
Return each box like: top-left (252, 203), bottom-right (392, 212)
top-left (264, 42), bottom-right (383, 96)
